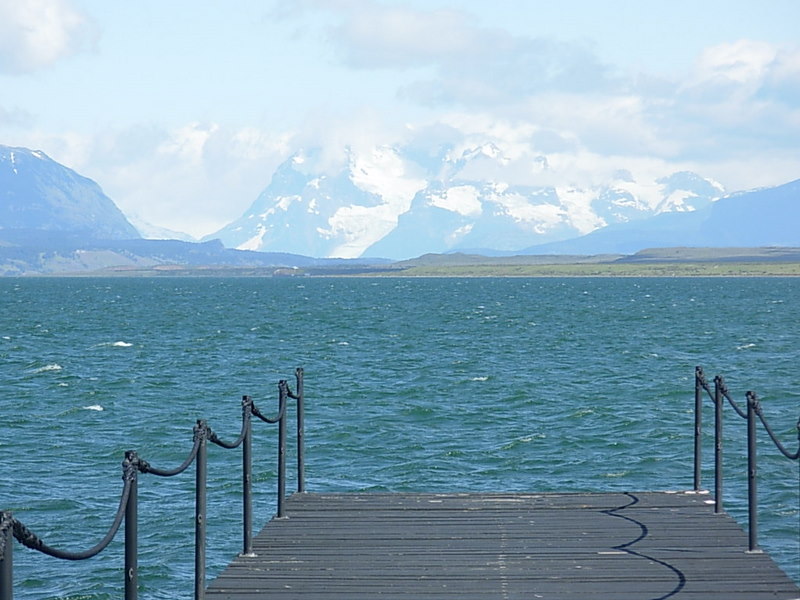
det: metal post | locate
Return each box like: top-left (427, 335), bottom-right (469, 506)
top-left (693, 366), bottom-right (703, 491)
top-left (713, 376), bottom-right (724, 514)
top-left (241, 396), bottom-right (254, 556)
top-left (124, 451), bottom-right (139, 600)
top-left (746, 392), bottom-right (760, 553)
top-left (0, 511), bottom-right (13, 600)
top-left (277, 381), bottom-right (288, 518)
top-left (296, 368), bottom-right (305, 493)
top-left (195, 421), bottom-right (208, 599)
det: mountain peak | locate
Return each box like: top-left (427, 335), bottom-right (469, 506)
top-left (205, 138), bottom-right (743, 260)
top-left (0, 144), bottom-right (140, 240)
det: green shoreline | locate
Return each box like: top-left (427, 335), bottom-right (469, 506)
top-left (23, 260), bottom-right (800, 278)
top-left (10, 247), bottom-right (800, 278)
top-left (377, 262), bottom-right (800, 277)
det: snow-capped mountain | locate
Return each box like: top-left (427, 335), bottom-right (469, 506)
top-left (524, 177), bottom-right (800, 255)
top-left (207, 147), bottom-right (426, 258)
top-left (207, 142), bottom-right (726, 259)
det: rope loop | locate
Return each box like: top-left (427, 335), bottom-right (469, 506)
top-left (695, 365), bottom-right (705, 384)
top-left (722, 384), bottom-right (748, 419)
top-left (194, 419), bottom-right (210, 442)
top-left (748, 391), bottom-right (800, 461)
top-left (209, 400), bottom-right (251, 449)
top-left (746, 391), bottom-right (761, 416)
top-left (714, 375), bottom-right (727, 396)
top-left (123, 450), bottom-right (142, 480)
top-left (252, 381), bottom-right (288, 424)
top-left (10, 476), bottom-right (132, 561)
top-left (141, 432), bottom-right (201, 477)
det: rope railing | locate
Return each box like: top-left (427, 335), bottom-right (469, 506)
top-left (0, 367), bottom-right (305, 600)
top-left (693, 365), bottom-right (800, 552)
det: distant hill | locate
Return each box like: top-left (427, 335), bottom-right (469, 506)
top-left (0, 230), bottom-right (391, 276)
top-left (0, 145), bottom-right (140, 240)
top-left (521, 179), bottom-right (800, 255)
top-left (397, 247), bottom-right (800, 268)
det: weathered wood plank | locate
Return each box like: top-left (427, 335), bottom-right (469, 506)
top-left (206, 491), bottom-right (800, 599)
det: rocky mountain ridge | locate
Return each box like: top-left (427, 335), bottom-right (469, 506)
top-left (206, 144), bottom-right (728, 259)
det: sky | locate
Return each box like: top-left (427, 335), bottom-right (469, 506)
top-left (1, 0), bottom-right (799, 238)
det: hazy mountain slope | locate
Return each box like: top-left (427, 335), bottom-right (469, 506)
top-left (522, 179), bottom-right (800, 254)
top-left (0, 145), bottom-right (140, 239)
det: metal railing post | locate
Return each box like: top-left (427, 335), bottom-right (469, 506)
top-left (746, 392), bottom-right (760, 552)
top-left (713, 376), bottom-right (724, 514)
top-left (123, 451), bottom-right (139, 600)
top-left (195, 421), bottom-right (208, 599)
top-left (296, 368), bottom-right (305, 494)
top-left (693, 366), bottom-right (703, 491)
top-left (0, 511), bottom-right (13, 600)
top-left (241, 396), bottom-right (254, 556)
top-left (277, 381), bottom-right (288, 518)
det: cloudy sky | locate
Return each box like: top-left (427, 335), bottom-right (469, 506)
top-left (1, 0), bottom-right (799, 238)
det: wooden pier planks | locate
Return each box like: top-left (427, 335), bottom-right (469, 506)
top-left (206, 491), bottom-right (800, 599)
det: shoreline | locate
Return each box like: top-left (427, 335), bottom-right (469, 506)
top-left (8, 260), bottom-right (799, 278)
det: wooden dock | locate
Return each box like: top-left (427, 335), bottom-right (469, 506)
top-left (206, 491), bottom-right (800, 600)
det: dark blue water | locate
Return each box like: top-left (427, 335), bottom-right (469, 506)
top-left (1, 277), bottom-right (798, 597)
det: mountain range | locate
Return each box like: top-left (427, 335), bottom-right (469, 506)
top-left (204, 145), bottom-right (737, 260)
top-left (0, 145), bottom-right (383, 275)
top-left (1, 142), bottom-right (798, 274)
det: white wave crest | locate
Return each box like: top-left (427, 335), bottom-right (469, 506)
top-left (736, 343), bottom-right (756, 350)
top-left (470, 376), bottom-right (489, 382)
top-left (112, 341), bottom-right (133, 347)
top-left (34, 364), bottom-right (62, 373)
top-left (83, 405), bottom-right (104, 411)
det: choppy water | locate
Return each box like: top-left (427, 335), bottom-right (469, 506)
top-left (1, 276), bottom-right (798, 597)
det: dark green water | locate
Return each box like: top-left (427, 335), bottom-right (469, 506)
top-left (1, 277), bottom-right (798, 597)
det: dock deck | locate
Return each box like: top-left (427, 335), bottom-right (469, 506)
top-left (206, 490), bottom-right (799, 599)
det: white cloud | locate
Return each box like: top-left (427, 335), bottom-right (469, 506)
top-left (0, 105), bottom-right (33, 127)
top-left (12, 123), bottom-right (294, 238)
top-left (290, 2), bottom-right (799, 184)
top-left (330, 5), bottom-right (480, 69)
top-left (687, 40), bottom-right (778, 92)
top-left (300, 0), bottom-right (614, 107)
top-left (0, 0), bottom-right (97, 74)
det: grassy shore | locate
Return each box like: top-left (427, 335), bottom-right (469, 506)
top-left (377, 262), bottom-right (800, 277)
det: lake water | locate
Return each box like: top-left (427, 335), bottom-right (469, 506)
top-left (1, 276), bottom-right (798, 597)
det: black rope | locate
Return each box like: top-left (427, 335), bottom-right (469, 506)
top-left (139, 423), bottom-right (204, 477)
top-left (721, 384), bottom-right (748, 419)
top-left (748, 392), bottom-right (800, 460)
top-left (209, 420), bottom-right (247, 449)
top-left (210, 396), bottom-right (252, 449)
top-left (252, 380), bottom-right (289, 424)
top-left (0, 373), bottom-right (299, 571)
top-left (11, 464), bottom-right (134, 561)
